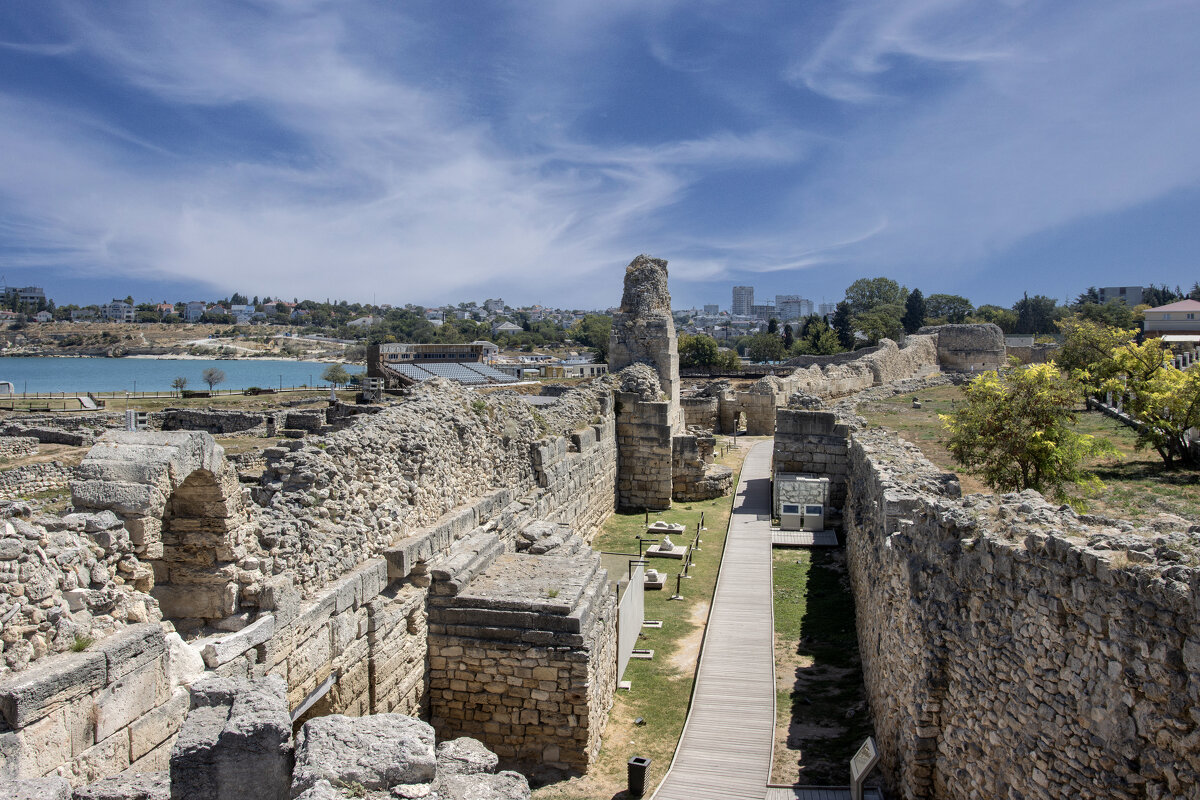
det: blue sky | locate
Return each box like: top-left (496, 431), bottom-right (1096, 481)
top-left (1, 1), bottom-right (1198, 311)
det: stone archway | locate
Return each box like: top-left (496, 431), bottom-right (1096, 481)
top-left (72, 430), bottom-right (253, 631)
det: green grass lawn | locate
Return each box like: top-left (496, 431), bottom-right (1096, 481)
top-left (772, 549), bottom-right (873, 785)
top-left (533, 438), bottom-right (755, 800)
top-left (860, 383), bottom-right (1200, 522)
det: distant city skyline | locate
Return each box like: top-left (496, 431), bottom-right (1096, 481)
top-left (2, 3), bottom-right (1198, 310)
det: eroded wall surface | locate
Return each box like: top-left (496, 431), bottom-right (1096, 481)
top-left (845, 428), bottom-right (1200, 800)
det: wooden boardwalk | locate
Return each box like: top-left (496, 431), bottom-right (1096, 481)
top-left (653, 440), bottom-right (777, 800)
top-left (765, 787), bottom-right (883, 800)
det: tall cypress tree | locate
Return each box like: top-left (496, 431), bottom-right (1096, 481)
top-left (902, 288), bottom-right (926, 334)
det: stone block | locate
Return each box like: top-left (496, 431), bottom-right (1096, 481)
top-left (169, 675), bottom-right (292, 800)
top-left (198, 614), bottom-right (275, 669)
top-left (291, 714), bottom-right (436, 795)
top-left (96, 625), bottom-right (166, 683)
top-left (73, 771), bottom-right (169, 800)
top-left (0, 777), bottom-right (72, 800)
top-left (0, 649), bottom-right (107, 728)
top-left (129, 688), bottom-right (189, 762)
top-left (95, 663), bottom-right (161, 743)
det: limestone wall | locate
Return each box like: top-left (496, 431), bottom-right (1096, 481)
top-left (680, 396), bottom-right (718, 430)
top-left (0, 462), bottom-right (73, 499)
top-left (427, 545), bottom-right (616, 772)
top-left (917, 323), bottom-right (1006, 372)
top-left (0, 624), bottom-right (192, 784)
top-left (844, 427), bottom-right (1200, 799)
top-left (615, 392), bottom-right (673, 510)
top-left (0, 437), bottom-right (38, 460)
top-left (772, 410), bottom-right (850, 507)
top-left (608, 255), bottom-right (683, 428)
top-left (717, 336), bottom-right (938, 435)
top-left (671, 433), bottom-right (733, 502)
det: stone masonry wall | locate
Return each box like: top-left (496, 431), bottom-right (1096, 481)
top-left (717, 336), bottom-right (939, 436)
top-left (0, 623), bottom-right (195, 784)
top-left (671, 433), bottom-right (733, 502)
top-left (844, 426), bottom-right (1200, 800)
top-left (773, 410), bottom-right (850, 507)
top-left (917, 323), bottom-right (1006, 373)
top-left (427, 547), bottom-right (616, 772)
top-left (0, 462), bottom-right (73, 499)
top-left (0, 437), bottom-right (38, 460)
top-left (0, 375), bottom-right (622, 786)
top-left (680, 396), bottom-right (718, 430)
top-left (615, 392), bottom-right (673, 510)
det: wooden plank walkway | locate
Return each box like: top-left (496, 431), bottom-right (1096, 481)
top-left (771, 530), bottom-right (839, 548)
top-left (765, 787), bottom-right (883, 800)
top-left (653, 439), bottom-right (777, 800)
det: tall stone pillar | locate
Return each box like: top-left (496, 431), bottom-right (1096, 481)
top-left (608, 255), bottom-right (684, 430)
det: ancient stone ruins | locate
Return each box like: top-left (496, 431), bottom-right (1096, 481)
top-left (1, 255), bottom-right (1198, 799)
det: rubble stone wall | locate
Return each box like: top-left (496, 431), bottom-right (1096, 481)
top-left (671, 433), bottom-right (733, 502)
top-left (158, 408), bottom-right (281, 435)
top-left (0, 462), bottom-right (73, 499)
top-left (845, 426), bottom-right (1200, 800)
top-left (716, 336), bottom-right (939, 436)
top-left (0, 437), bottom-right (38, 460)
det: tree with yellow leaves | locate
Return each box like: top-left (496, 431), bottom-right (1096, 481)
top-left (1100, 339), bottom-right (1200, 467)
top-left (942, 362), bottom-right (1114, 501)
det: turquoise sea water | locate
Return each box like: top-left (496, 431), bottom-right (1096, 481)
top-left (0, 357), bottom-right (362, 394)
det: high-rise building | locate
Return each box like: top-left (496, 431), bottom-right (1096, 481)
top-left (732, 286), bottom-right (754, 316)
top-left (818, 302), bottom-right (836, 318)
top-left (703, 304), bottom-right (719, 315)
top-left (775, 294), bottom-right (802, 321)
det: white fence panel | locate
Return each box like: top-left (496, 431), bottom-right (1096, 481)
top-left (617, 563), bottom-right (645, 681)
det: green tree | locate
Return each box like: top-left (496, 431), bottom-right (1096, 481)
top-left (713, 349), bottom-right (742, 371)
top-left (1074, 286), bottom-right (1100, 307)
top-left (1100, 339), bottom-right (1200, 466)
top-left (767, 318), bottom-right (778, 335)
top-left (844, 277), bottom-right (907, 316)
top-left (902, 289), bottom-right (926, 334)
top-left (831, 302), bottom-right (854, 348)
top-left (925, 293), bottom-right (973, 324)
top-left (571, 315), bottom-right (612, 363)
top-left (322, 363), bottom-right (351, 387)
top-left (1076, 299), bottom-right (1137, 329)
top-left (746, 332), bottom-right (785, 363)
top-left (782, 324), bottom-right (794, 351)
top-left (1013, 293), bottom-right (1063, 334)
top-left (971, 305), bottom-right (1018, 333)
top-left (679, 334), bottom-right (720, 367)
top-left (942, 363), bottom-right (1113, 501)
top-left (171, 376), bottom-right (188, 396)
top-left (1053, 317), bottom-right (1137, 390)
top-left (201, 368), bottom-right (226, 391)
top-left (853, 305), bottom-right (904, 345)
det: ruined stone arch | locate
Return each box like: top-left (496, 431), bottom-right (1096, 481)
top-left (72, 430), bottom-right (254, 631)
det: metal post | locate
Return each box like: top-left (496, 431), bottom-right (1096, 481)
top-left (669, 573), bottom-right (683, 601)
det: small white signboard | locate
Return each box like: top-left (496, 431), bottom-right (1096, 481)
top-left (850, 737), bottom-right (879, 800)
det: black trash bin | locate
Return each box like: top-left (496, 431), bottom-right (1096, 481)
top-left (627, 756), bottom-right (651, 797)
